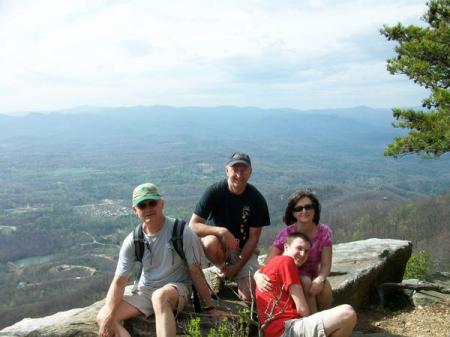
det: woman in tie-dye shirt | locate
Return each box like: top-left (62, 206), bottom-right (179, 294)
top-left (255, 190), bottom-right (333, 313)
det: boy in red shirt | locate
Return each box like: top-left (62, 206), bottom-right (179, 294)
top-left (255, 232), bottom-right (356, 337)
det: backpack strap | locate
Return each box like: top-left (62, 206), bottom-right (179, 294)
top-left (133, 224), bottom-right (145, 262)
top-left (170, 218), bottom-right (186, 261)
top-left (170, 218), bottom-right (202, 313)
top-left (132, 224), bottom-right (145, 293)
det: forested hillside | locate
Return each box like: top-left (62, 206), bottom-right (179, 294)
top-left (0, 106), bottom-right (448, 328)
top-left (330, 192), bottom-right (450, 269)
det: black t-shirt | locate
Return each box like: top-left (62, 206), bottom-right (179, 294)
top-left (194, 179), bottom-right (271, 248)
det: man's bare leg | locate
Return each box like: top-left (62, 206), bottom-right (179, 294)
top-left (237, 275), bottom-right (255, 302)
top-left (201, 235), bottom-right (226, 266)
top-left (151, 285), bottom-right (180, 337)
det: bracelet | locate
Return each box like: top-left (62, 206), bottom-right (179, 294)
top-left (202, 305), bottom-right (216, 311)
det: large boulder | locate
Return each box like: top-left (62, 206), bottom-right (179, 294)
top-left (0, 238), bottom-right (412, 337)
top-left (330, 238), bottom-right (412, 308)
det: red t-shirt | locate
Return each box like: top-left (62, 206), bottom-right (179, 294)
top-left (255, 255), bottom-right (301, 337)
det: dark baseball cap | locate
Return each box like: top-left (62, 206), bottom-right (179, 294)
top-left (226, 152), bottom-right (251, 167)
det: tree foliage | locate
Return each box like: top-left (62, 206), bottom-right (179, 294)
top-left (380, 0), bottom-right (450, 158)
top-left (404, 250), bottom-right (433, 280)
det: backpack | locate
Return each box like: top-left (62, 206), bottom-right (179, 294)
top-left (133, 218), bottom-right (186, 267)
top-left (131, 218), bottom-right (201, 312)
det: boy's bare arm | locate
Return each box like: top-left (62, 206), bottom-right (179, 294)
top-left (289, 283), bottom-right (310, 317)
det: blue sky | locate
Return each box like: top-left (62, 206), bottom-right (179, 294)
top-left (0, 0), bottom-right (430, 115)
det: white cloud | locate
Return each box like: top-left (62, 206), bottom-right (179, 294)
top-left (0, 0), bottom-right (428, 114)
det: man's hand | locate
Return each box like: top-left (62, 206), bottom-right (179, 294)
top-left (220, 262), bottom-right (241, 279)
top-left (98, 315), bottom-right (116, 337)
top-left (206, 308), bottom-right (236, 319)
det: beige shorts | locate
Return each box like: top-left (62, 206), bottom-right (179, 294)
top-left (235, 253), bottom-right (260, 280)
top-left (199, 239), bottom-right (261, 280)
top-left (123, 283), bottom-right (190, 317)
top-left (281, 311), bottom-right (326, 337)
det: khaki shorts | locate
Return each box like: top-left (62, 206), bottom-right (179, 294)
top-left (199, 240), bottom-right (261, 280)
top-left (281, 311), bottom-right (326, 337)
top-left (123, 283), bottom-right (190, 317)
top-left (235, 253), bottom-right (260, 280)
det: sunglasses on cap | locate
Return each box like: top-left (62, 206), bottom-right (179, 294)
top-left (292, 204), bottom-right (314, 212)
top-left (136, 200), bottom-right (159, 210)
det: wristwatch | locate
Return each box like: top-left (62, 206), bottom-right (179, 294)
top-left (202, 305), bottom-right (216, 311)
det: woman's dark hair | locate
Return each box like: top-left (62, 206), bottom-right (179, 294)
top-left (283, 189), bottom-right (321, 226)
top-left (286, 232), bottom-right (312, 246)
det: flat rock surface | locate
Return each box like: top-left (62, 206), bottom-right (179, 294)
top-left (0, 301), bottom-right (103, 337)
top-left (0, 238), bottom-right (414, 337)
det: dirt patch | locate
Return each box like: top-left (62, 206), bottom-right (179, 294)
top-left (49, 264), bottom-right (96, 277)
top-left (356, 301), bottom-right (450, 337)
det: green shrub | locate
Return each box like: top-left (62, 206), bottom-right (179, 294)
top-left (404, 250), bottom-right (432, 280)
top-left (185, 308), bottom-right (251, 337)
top-left (186, 316), bottom-right (202, 337)
top-left (207, 317), bottom-right (234, 337)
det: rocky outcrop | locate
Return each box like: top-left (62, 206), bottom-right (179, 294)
top-left (0, 238), bottom-right (412, 337)
top-left (0, 301), bottom-right (103, 337)
top-left (330, 238), bottom-right (412, 308)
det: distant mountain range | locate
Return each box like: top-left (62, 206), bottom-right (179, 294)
top-left (0, 105), bottom-right (400, 163)
top-left (0, 105), bottom-right (449, 211)
top-left (0, 105), bottom-right (397, 137)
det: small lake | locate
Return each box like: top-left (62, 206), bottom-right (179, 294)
top-left (13, 255), bottom-right (55, 268)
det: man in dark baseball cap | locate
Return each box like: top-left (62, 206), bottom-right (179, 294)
top-left (226, 152), bottom-right (251, 167)
top-left (189, 152), bottom-right (270, 301)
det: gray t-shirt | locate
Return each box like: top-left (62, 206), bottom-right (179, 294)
top-left (115, 217), bottom-right (204, 289)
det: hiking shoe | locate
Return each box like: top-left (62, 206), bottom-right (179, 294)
top-left (204, 266), bottom-right (224, 294)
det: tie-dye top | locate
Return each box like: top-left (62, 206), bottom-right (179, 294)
top-left (272, 223), bottom-right (332, 278)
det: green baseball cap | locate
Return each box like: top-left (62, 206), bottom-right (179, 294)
top-left (132, 183), bottom-right (162, 206)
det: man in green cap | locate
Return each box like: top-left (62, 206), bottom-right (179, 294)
top-left (189, 152), bottom-right (271, 301)
top-left (97, 183), bottom-right (224, 337)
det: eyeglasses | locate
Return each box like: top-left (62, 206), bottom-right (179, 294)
top-left (229, 165), bottom-right (250, 174)
top-left (137, 200), bottom-right (158, 210)
top-left (292, 204), bottom-right (314, 212)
